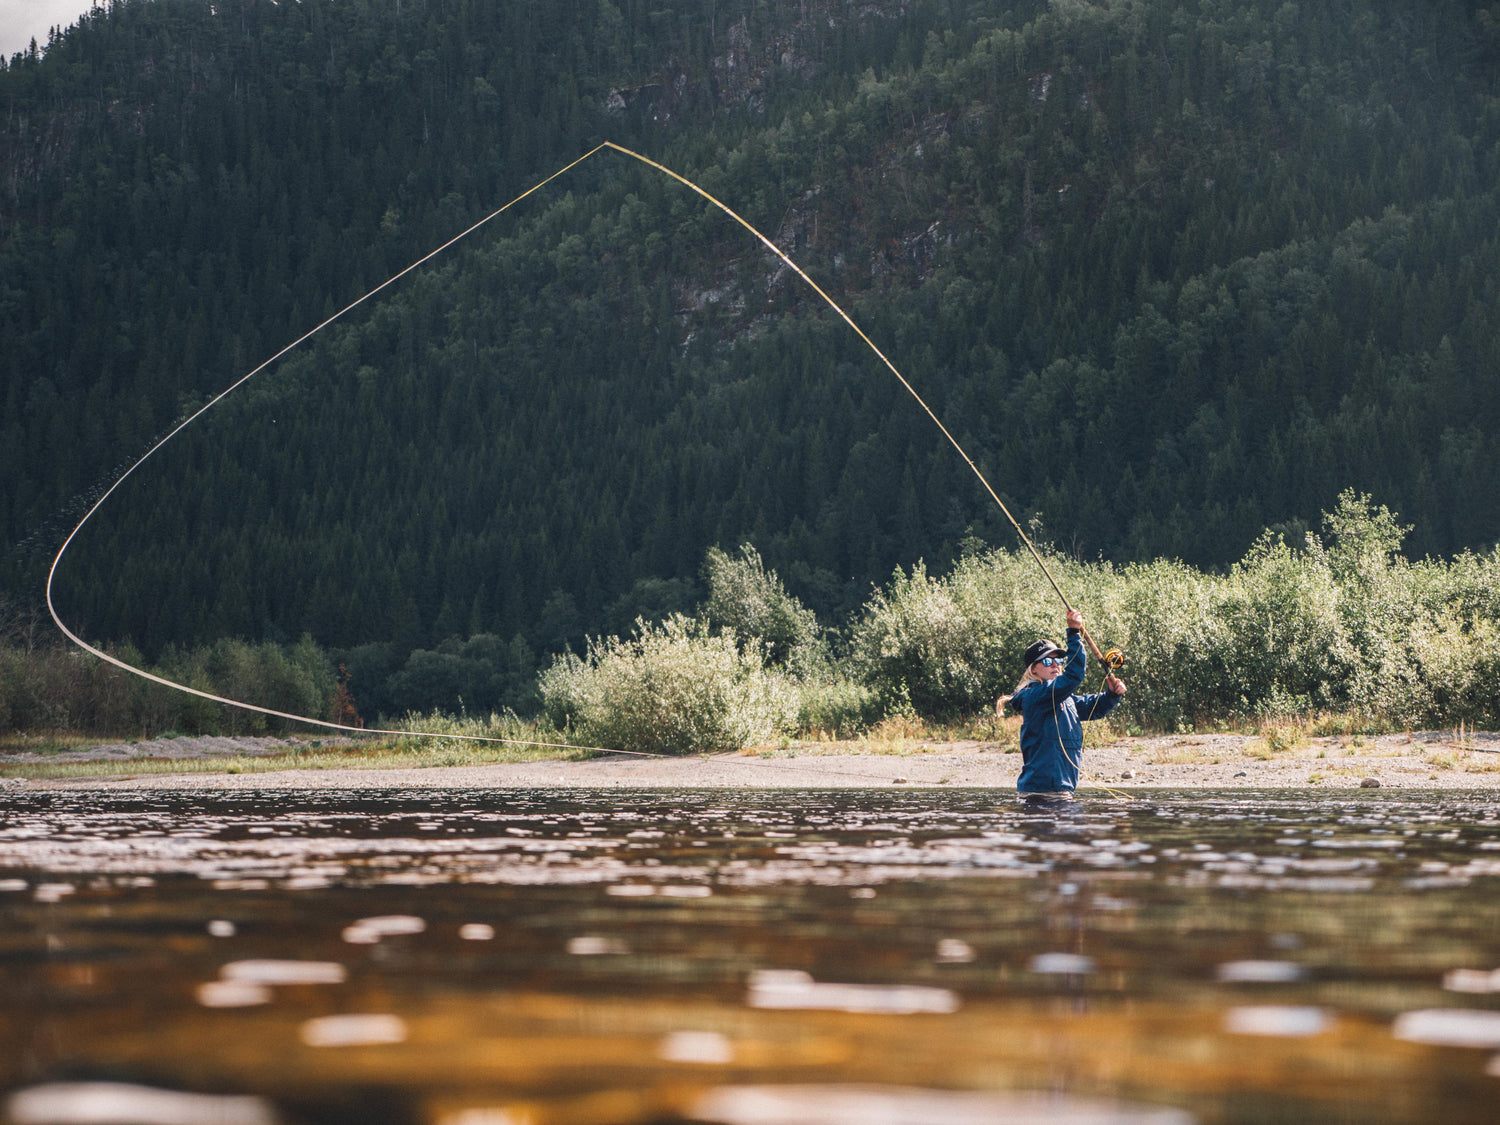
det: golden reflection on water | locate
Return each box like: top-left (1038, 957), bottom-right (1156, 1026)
top-left (2, 789), bottom-right (1499, 1124)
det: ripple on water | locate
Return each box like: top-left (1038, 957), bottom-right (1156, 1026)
top-left (686, 1085), bottom-right (1196, 1124)
top-left (1444, 968), bottom-right (1500, 994)
top-left (341, 914), bottom-right (427, 943)
top-left (1392, 1009), bottom-right (1500, 1049)
top-left (1215, 960), bottom-right (1306, 983)
top-left (6, 1083), bottom-right (276, 1125)
top-left (935, 938), bottom-right (976, 963)
top-left (658, 1030), bottom-right (736, 1064)
top-left (567, 936), bottom-right (628, 955)
top-left (746, 970), bottom-right (960, 1014)
top-left (196, 980), bottom-right (272, 1008)
top-left (1224, 1006), bottom-right (1331, 1037)
top-left (1030, 952), bottom-right (1095, 975)
top-left (299, 1013), bottom-right (408, 1047)
top-left (219, 960), bottom-right (347, 985)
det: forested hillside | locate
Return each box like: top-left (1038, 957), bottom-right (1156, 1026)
top-left (4, 0), bottom-right (1499, 714)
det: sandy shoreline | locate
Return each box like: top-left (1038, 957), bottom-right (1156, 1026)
top-left (4, 730), bottom-right (1499, 791)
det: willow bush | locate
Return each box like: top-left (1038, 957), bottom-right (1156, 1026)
top-left (852, 494), bottom-right (1500, 731)
top-left (538, 614), bottom-right (799, 755)
top-left (850, 553), bottom-right (1054, 718)
top-left (701, 544), bottom-right (824, 675)
top-left (1106, 557), bottom-right (1225, 732)
top-left (793, 675), bottom-right (881, 738)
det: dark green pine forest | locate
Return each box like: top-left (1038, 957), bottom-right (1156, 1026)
top-left (4, 0), bottom-right (1499, 718)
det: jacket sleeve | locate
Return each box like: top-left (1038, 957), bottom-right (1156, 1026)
top-left (1075, 688), bottom-right (1123, 722)
top-left (1043, 629), bottom-right (1087, 702)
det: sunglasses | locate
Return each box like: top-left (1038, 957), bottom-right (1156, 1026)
top-left (1038, 656), bottom-right (1066, 668)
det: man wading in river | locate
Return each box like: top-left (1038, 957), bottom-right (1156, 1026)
top-left (997, 609), bottom-right (1126, 802)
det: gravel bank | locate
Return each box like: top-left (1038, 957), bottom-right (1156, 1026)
top-left (5, 730), bottom-right (1498, 791)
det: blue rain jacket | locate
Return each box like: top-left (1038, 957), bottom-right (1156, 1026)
top-left (1006, 629), bottom-right (1122, 794)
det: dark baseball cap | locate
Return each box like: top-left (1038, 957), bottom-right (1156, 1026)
top-left (1022, 639), bottom-right (1066, 668)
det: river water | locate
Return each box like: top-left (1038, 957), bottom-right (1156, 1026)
top-left (2, 787), bottom-right (1499, 1124)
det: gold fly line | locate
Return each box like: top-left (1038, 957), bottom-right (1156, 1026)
top-left (46, 142), bottom-right (1113, 769)
top-left (606, 144), bottom-right (1132, 800)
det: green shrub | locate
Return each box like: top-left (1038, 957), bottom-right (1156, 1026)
top-left (1216, 532), bottom-right (1344, 717)
top-left (794, 675), bottom-right (881, 738)
top-left (0, 633), bottom-right (338, 738)
top-left (849, 549), bottom-right (1109, 719)
top-left (1464, 615), bottom-right (1500, 727)
top-left (844, 493), bottom-right (1500, 731)
top-left (701, 544), bottom-right (824, 674)
top-left (538, 614), bottom-right (798, 755)
top-left (0, 641), bottom-right (144, 734)
top-left (1110, 557), bottom-right (1224, 731)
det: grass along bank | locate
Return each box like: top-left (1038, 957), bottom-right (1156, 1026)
top-left (0, 711), bottom-right (591, 781)
top-left (5, 710), bottom-right (1497, 786)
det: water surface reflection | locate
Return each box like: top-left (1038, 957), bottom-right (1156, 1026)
top-left (2, 788), bottom-right (1498, 1123)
